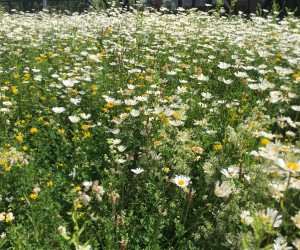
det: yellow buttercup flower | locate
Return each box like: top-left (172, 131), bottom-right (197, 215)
top-left (30, 128), bottom-right (38, 133)
top-left (260, 138), bottom-right (270, 145)
top-left (213, 144), bottom-right (223, 151)
top-left (30, 193), bottom-right (38, 200)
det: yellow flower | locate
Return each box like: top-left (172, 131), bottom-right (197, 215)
top-left (260, 138), bottom-right (270, 145)
top-left (30, 127), bottom-right (38, 133)
top-left (0, 159), bottom-right (8, 165)
top-left (213, 144), bottom-right (223, 151)
top-left (15, 134), bottom-right (23, 142)
top-left (75, 186), bottom-right (81, 191)
top-left (154, 140), bottom-right (163, 146)
top-left (57, 128), bottom-right (65, 134)
top-left (81, 125), bottom-right (89, 131)
top-left (20, 197), bottom-right (25, 201)
top-left (11, 86), bottom-right (18, 94)
top-left (47, 181), bottom-right (53, 187)
top-left (163, 167), bottom-right (170, 173)
top-left (22, 146), bottom-right (28, 151)
top-left (83, 132), bottom-right (91, 138)
top-left (5, 166), bottom-right (12, 171)
top-left (77, 203), bottom-right (83, 209)
top-left (92, 84), bottom-right (98, 91)
top-left (29, 193), bottom-right (38, 199)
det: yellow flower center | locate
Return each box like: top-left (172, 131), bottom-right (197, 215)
top-left (261, 138), bottom-right (270, 145)
top-left (286, 162), bottom-right (299, 171)
top-left (178, 180), bottom-right (185, 185)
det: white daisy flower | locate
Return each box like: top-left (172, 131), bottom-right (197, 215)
top-left (173, 175), bottom-right (191, 188)
top-left (218, 62), bottom-right (231, 69)
top-left (131, 168), bottom-right (144, 174)
top-left (117, 145), bottom-right (126, 152)
top-left (220, 167), bottom-right (239, 178)
top-left (68, 116), bottom-right (80, 123)
top-left (276, 158), bottom-right (300, 173)
top-left (214, 181), bottom-right (233, 198)
top-left (130, 109), bottom-right (140, 117)
top-left (291, 211), bottom-right (300, 229)
top-left (80, 113), bottom-right (91, 119)
top-left (52, 107), bottom-right (66, 113)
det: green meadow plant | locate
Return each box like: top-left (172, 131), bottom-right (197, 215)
top-left (0, 7), bottom-right (299, 250)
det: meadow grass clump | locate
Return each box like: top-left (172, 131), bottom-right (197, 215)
top-left (0, 7), bottom-right (299, 250)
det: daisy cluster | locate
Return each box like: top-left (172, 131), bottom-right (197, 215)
top-left (0, 7), bottom-right (299, 249)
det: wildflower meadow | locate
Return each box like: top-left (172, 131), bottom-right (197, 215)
top-left (0, 5), bottom-right (299, 250)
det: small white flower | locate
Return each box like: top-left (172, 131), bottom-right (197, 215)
top-left (52, 107), bottom-right (66, 113)
top-left (214, 181), bottom-right (233, 198)
top-left (70, 98), bottom-right (81, 105)
top-left (273, 235), bottom-right (293, 250)
top-left (291, 105), bottom-right (300, 112)
top-left (269, 91), bottom-right (282, 103)
top-left (173, 175), bottom-right (191, 188)
top-left (77, 244), bottom-right (92, 250)
top-left (58, 226), bottom-right (67, 235)
top-left (63, 79), bottom-right (77, 88)
top-left (80, 113), bottom-right (91, 119)
top-left (291, 211), bottom-right (300, 229)
top-left (3, 101), bottom-right (12, 106)
top-left (220, 167), bottom-right (239, 178)
top-left (222, 78), bottom-right (233, 85)
top-left (201, 92), bottom-right (213, 100)
top-left (131, 168), bottom-right (144, 174)
top-left (116, 158), bottom-right (126, 164)
top-left (240, 210), bottom-right (253, 225)
top-left (83, 181), bottom-right (93, 188)
top-left (130, 109), bottom-right (140, 117)
top-left (234, 71), bottom-right (248, 78)
top-left (68, 116), bottom-right (80, 123)
top-left (117, 145), bottom-right (126, 152)
top-left (218, 62), bottom-right (231, 69)
top-left (293, 238), bottom-right (300, 249)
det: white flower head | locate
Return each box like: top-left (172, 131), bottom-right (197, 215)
top-left (131, 168), bottom-right (144, 174)
top-left (70, 98), bottom-right (81, 105)
top-left (220, 167), bottom-right (239, 178)
top-left (269, 91), bottom-right (282, 103)
top-left (276, 158), bottom-right (300, 173)
top-left (291, 105), bottom-right (300, 112)
top-left (63, 79), bottom-right (77, 88)
top-left (291, 211), bottom-right (300, 229)
top-left (58, 226), bottom-right (67, 235)
top-left (68, 116), bottom-right (80, 123)
top-left (258, 208), bottom-right (282, 228)
top-left (218, 62), bottom-right (231, 69)
top-left (130, 109), bottom-right (140, 117)
top-left (52, 107), bottom-right (66, 113)
top-left (83, 181), bottom-right (93, 188)
top-left (173, 175), bottom-right (191, 188)
top-left (80, 113), bottom-right (91, 119)
top-left (273, 235), bottom-right (293, 250)
top-left (117, 145), bottom-right (126, 152)
top-left (214, 181), bottom-right (233, 198)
